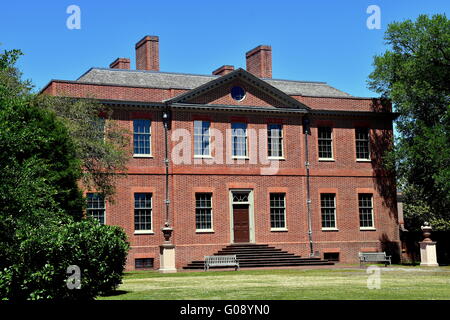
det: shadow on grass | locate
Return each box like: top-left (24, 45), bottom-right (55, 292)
top-left (400, 262), bottom-right (420, 267)
top-left (100, 290), bottom-right (130, 298)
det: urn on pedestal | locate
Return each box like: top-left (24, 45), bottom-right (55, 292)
top-left (159, 223), bottom-right (177, 273)
top-left (419, 222), bottom-right (438, 267)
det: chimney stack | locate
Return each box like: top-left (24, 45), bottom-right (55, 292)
top-left (109, 58), bottom-right (130, 70)
top-left (245, 45), bottom-right (272, 78)
top-left (135, 35), bottom-right (159, 71)
top-left (212, 65), bottom-right (234, 76)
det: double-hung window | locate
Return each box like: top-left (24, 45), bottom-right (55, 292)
top-left (355, 128), bottom-right (370, 160)
top-left (270, 193), bottom-right (286, 230)
top-left (321, 193), bottom-right (337, 229)
top-left (194, 120), bottom-right (211, 157)
top-left (318, 127), bottom-right (333, 159)
top-left (359, 194), bottom-right (374, 229)
top-left (134, 193), bottom-right (152, 232)
top-left (195, 193), bottom-right (213, 231)
top-left (133, 119), bottom-right (151, 156)
top-left (231, 122), bottom-right (247, 158)
top-left (268, 124), bottom-right (283, 158)
top-left (94, 117), bottom-right (106, 141)
top-left (87, 193), bottom-right (105, 225)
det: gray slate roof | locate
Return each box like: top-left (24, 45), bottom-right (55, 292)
top-left (77, 68), bottom-right (352, 98)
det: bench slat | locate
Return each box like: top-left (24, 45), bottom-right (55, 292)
top-left (204, 255), bottom-right (240, 271)
top-left (358, 252), bottom-right (391, 267)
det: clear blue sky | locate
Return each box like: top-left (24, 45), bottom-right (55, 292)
top-left (1, 0), bottom-right (448, 97)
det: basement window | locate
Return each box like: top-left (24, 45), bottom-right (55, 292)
top-left (324, 252), bottom-right (340, 262)
top-left (135, 258), bottom-right (154, 269)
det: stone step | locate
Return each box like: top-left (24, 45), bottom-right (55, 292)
top-left (183, 260), bottom-right (333, 269)
top-left (188, 256), bottom-right (324, 264)
top-left (217, 249), bottom-right (287, 254)
top-left (214, 253), bottom-right (296, 259)
top-left (183, 243), bottom-right (334, 270)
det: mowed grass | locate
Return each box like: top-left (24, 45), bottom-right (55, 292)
top-left (98, 266), bottom-right (450, 300)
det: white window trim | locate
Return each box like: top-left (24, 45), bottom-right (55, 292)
top-left (360, 227), bottom-right (376, 231)
top-left (195, 193), bottom-right (214, 232)
top-left (194, 120), bottom-right (212, 158)
top-left (321, 227), bottom-right (339, 231)
top-left (134, 230), bottom-right (154, 235)
top-left (358, 194), bottom-right (375, 230)
top-left (196, 229), bottom-right (215, 233)
top-left (319, 158), bottom-right (335, 162)
top-left (134, 193), bottom-right (153, 233)
top-left (320, 193), bottom-right (337, 230)
top-left (270, 227), bottom-right (288, 232)
top-left (133, 154), bottom-right (153, 158)
top-left (267, 124), bottom-right (284, 159)
top-left (355, 128), bottom-right (371, 160)
top-left (269, 193), bottom-right (287, 231)
top-left (231, 123), bottom-right (248, 158)
top-left (318, 126), bottom-right (334, 160)
top-left (133, 119), bottom-right (152, 156)
top-left (86, 193), bottom-right (106, 225)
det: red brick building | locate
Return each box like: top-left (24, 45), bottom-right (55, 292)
top-left (42, 35), bottom-right (400, 270)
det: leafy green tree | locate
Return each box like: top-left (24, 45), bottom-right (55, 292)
top-left (368, 14), bottom-right (450, 231)
top-left (0, 48), bottom-right (129, 300)
top-left (0, 49), bottom-right (83, 221)
top-left (0, 47), bottom-right (32, 98)
top-left (36, 96), bottom-right (130, 200)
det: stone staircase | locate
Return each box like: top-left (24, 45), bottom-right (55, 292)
top-left (183, 243), bottom-right (334, 269)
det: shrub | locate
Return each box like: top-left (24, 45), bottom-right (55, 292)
top-left (0, 218), bottom-right (129, 300)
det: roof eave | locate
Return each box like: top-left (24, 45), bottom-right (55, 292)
top-left (171, 102), bottom-right (308, 114)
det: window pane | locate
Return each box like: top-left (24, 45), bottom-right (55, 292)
top-left (270, 193), bottom-right (286, 229)
top-left (87, 193), bottom-right (105, 225)
top-left (194, 120), bottom-right (210, 156)
top-left (359, 194), bottom-right (373, 228)
top-left (232, 192), bottom-right (249, 203)
top-left (133, 119), bottom-right (151, 155)
top-left (318, 127), bottom-right (333, 159)
top-left (268, 124), bottom-right (283, 157)
top-left (94, 117), bottom-right (105, 141)
top-left (355, 128), bottom-right (370, 159)
top-left (232, 123), bottom-right (247, 157)
top-left (196, 193), bottom-right (212, 230)
top-left (135, 258), bottom-right (154, 269)
top-left (320, 193), bottom-right (336, 228)
top-left (134, 193), bottom-right (152, 231)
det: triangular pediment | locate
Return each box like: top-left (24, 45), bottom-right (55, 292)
top-left (165, 68), bottom-right (310, 110)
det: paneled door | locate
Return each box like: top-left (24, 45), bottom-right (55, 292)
top-left (233, 204), bottom-right (250, 243)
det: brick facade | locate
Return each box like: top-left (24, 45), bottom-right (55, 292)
top-left (42, 36), bottom-right (400, 270)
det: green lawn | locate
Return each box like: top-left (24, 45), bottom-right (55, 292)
top-left (98, 266), bottom-right (450, 300)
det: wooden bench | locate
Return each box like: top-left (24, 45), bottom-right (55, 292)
top-left (358, 252), bottom-right (391, 267)
top-left (204, 255), bottom-right (240, 271)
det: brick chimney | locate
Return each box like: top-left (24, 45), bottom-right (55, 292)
top-left (109, 58), bottom-right (130, 70)
top-left (135, 35), bottom-right (159, 71)
top-left (245, 45), bottom-right (272, 78)
top-left (212, 65), bottom-right (234, 76)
